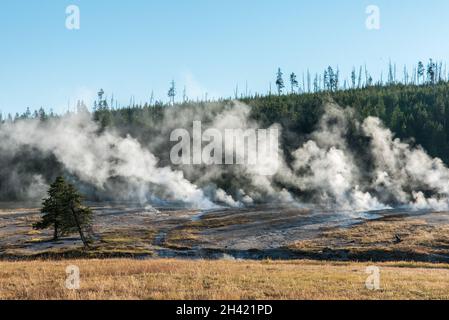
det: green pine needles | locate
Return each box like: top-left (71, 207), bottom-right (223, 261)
top-left (33, 176), bottom-right (93, 248)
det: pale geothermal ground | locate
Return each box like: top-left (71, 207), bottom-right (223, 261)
top-left (2, 204), bottom-right (449, 299)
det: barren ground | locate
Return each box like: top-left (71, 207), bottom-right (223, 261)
top-left (1, 203), bottom-right (449, 262)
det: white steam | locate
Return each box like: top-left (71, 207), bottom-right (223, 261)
top-left (284, 104), bottom-right (449, 211)
top-left (0, 112), bottom-right (214, 208)
top-left (363, 116), bottom-right (449, 210)
top-left (1, 101), bottom-right (449, 212)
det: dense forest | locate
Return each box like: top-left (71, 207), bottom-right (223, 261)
top-left (47, 83), bottom-right (449, 165)
top-left (2, 60), bottom-right (449, 207)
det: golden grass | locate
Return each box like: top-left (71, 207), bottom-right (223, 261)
top-left (289, 219), bottom-right (449, 260)
top-left (325, 219), bottom-right (449, 248)
top-left (164, 228), bottom-right (201, 249)
top-left (1, 259), bottom-right (449, 300)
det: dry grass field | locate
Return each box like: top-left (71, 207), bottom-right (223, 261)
top-left (1, 258), bottom-right (449, 300)
top-left (289, 218), bottom-right (449, 261)
top-left (2, 206), bottom-right (449, 300)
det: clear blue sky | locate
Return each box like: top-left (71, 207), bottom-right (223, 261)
top-left (1, 0), bottom-right (449, 115)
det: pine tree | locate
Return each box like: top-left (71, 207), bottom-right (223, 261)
top-left (323, 69), bottom-right (329, 91)
top-left (417, 61), bottom-right (424, 85)
top-left (168, 80), bottom-right (176, 105)
top-left (351, 68), bottom-right (356, 89)
top-left (33, 177), bottom-right (93, 247)
top-left (275, 68), bottom-right (284, 95)
top-left (427, 59), bottom-right (436, 84)
top-left (38, 107), bottom-right (47, 121)
top-left (33, 177), bottom-right (67, 241)
top-left (24, 107), bottom-right (31, 119)
top-left (63, 183), bottom-right (93, 248)
top-left (289, 72), bottom-right (298, 93)
top-left (326, 66), bottom-right (336, 91)
top-left (97, 89), bottom-right (106, 109)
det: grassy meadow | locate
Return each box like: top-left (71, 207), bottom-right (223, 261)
top-left (1, 259), bottom-right (449, 300)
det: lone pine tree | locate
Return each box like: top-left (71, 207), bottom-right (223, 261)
top-left (33, 176), bottom-right (66, 241)
top-left (33, 176), bottom-right (93, 248)
top-left (275, 68), bottom-right (284, 95)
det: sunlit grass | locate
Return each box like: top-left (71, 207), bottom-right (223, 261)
top-left (1, 259), bottom-right (449, 300)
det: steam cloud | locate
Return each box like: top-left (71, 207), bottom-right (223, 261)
top-left (1, 101), bottom-right (449, 212)
top-left (0, 112), bottom-right (214, 208)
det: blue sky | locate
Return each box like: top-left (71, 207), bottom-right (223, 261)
top-left (1, 0), bottom-right (449, 114)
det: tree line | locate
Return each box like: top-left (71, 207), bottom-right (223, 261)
top-left (2, 61), bottom-right (449, 164)
top-left (1, 59), bottom-right (445, 123)
top-left (274, 59), bottom-right (446, 96)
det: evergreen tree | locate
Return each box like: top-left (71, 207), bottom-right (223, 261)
top-left (23, 107), bottom-right (31, 119)
top-left (33, 177), bottom-right (67, 241)
top-left (427, 59), bottom-right (436, 84)
top-left (97, 89), bottom-right (107, 109)
top-left (351, 68), bottom-right (356, 89)
top-left (38, 107), bottom-right (47, 121)
top-left (417, 61), bottom-right (425, 85)
top-left (275, 68), bottom-right (284, 95)
top-left (63, 183), bottom-right (93, 248)
top-left (168, 80), bottom-right (176, 105)
top-left (33, 177), bottom-right (93, 247)
top-left (326, 66), bottom-right (337, 91)
top-left (323, 69), bottom-right (329, 91)
top-left (290, 72), bottom-right (298, 93)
